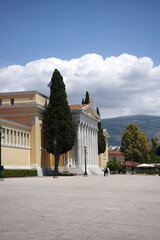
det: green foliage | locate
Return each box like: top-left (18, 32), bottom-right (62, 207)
top-left (107, 160), bottom-right (122, 173)
top-left (2, 169), bottom-right (37, 178)
top-left (82, 98), bottom-right (85, 104)
top-left (151, 137), bottom-right (159, 152)
top-left (149, 152), bottom-right (160, 163)
top-left (56, 171), bottom-right (76, 176)
top-left (134, 168), bottom-right (160, 175)
top-left (96, 107), bottom-right (100, 116)
top-left (85, 91), bottom-right (90, 104)
top-left (155, 146), bottom-right (160, 156)
top-left (121, 123), bottom-right (151, 163)
top-left (82, 91), bottom-right (90, 104)
top-left (97, 107), bottom-right (106, 154)
top-left (47, 69), bottom-right (76, 160)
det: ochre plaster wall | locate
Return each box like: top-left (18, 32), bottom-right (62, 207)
top-left (2, 147), bottom-right (30, 167)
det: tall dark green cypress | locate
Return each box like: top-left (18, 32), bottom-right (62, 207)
top-left (47, 69), bottom-right (76, 170)
top-left (97, 107), bottom-right (106, 154)
top-left (85, 91), bottom-right (90, 104)
top-left (82, 91), bottom-right (90, 104)
top-left (81, 98), bottom-right (85, 104)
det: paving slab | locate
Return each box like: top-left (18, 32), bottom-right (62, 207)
top-left (0, 175), bottom-right (160, 240)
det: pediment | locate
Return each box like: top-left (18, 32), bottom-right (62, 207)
top-left (82, 104), bottom-right (100, 122)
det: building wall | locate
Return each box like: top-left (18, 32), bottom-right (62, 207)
top-left (0, 118), bottom-right (31, 169)
top-left (108, 153), bottom-right (126, 162)
top-left (2, 147), bottom-right (30, 168)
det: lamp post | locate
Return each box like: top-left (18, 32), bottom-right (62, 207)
top-left (84, 146), bottom-right (88, 176)
top-left (53, 138), bottom-right (58, 177)
top-left (0, 125), bottom-right (4, 179)
top-left (132, 153), bottom-right (134, 175)
top-left (113, 155), bottom-right (116, 174)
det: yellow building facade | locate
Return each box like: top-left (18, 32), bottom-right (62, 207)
top-left (0, 91), bottom-right (108, 176)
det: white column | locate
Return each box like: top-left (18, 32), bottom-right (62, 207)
top-left (92, 129), bottom-right (95, 165)
top-left (77, 123), bottom-right (81, 166)
top-left (90, 127), bottom-right (92, 166)
top-left (87, 126), bottom-right (90, 165)
top-left (93, 128), bottom-right (96, 165)
top-left (95, 129), bottom-right (98, 165)
top-left (81, 123), bottom-right (85, 165)
top-left (86, 125), bottom-right (89, 167)
top-left (92, 127), bottom-right (94, 165)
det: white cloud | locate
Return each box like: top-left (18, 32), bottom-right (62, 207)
top-left (0, 53), bottom-right (160, 119)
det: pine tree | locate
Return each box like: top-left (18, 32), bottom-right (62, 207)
top-left (47, 69), bottom-right (76, 175)
top-left (97, 107), bottom-right (106, 154)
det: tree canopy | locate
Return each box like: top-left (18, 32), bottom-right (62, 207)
top-left (121, 123), bottom-right (150, 163)
top-left (47, 69), bottom-right (76, 170)
top-left (82, 91), bottom-right (90, 104)
top-left (107, 160), bottom-right (122, 173)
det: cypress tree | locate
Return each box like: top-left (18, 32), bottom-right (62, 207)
top-left (97, 107), bottom-right (106, 154)
top-left (85, 91), bottom-right (90, 104)
top-left (47, 69), bottom-right (76, 174)
top-left (82, 98), bottom-right (85, 104)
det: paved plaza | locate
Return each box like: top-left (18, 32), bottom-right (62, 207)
top-left (0, 175), bottom-right (160, 240)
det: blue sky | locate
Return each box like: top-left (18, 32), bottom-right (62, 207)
top-left (1, 0), bottom-right (160, 67)
top-left (0, 0), bottom-right (160, 119)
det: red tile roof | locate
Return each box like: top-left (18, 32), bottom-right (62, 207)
top-left (121, 161), bottom-right (140, 166)
top-left (108, 150), bottom-right (128, 155)
top-left (70, 104), bottom-right (88, 110)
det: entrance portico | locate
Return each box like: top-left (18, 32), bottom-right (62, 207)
top-left (71, 103), bottom-right (100, 173)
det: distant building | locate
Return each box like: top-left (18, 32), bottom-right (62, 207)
top-left (108, 150), bottom-right (140, 172)
top-left (108, 150), bottom-right (127, 162)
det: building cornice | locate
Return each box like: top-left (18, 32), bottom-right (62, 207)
top-left (0, 118), bottom-right (31, 130)
top-left (0, 90), bottom-right (49, 99)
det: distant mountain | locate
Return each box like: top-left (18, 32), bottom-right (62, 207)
top-left (101, 115), bottom-right (160, 146)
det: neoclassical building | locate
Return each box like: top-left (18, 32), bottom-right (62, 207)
top-left (0, 91), bottom-right (108, 176)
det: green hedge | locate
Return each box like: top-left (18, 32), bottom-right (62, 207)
top-left (2, 169), bottom-right (37, 178)
top-left (134, 168), bottom-right (160, 175)
top-left (54, 171), bottom-right (76, 176)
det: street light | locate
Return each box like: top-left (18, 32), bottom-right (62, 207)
top-left (84, 146), bottom-right (88, 176)
top-left (53, 138), bottom-right (58, 177)
top-left (0, 125), bottom-right (4, 179)
top-left (112, 155), bottom-right (116, 174)
top-left (132, 153), bottom-right (134, 175)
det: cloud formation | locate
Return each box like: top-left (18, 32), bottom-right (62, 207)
top-left (0, 53), bottom-right (160, 118)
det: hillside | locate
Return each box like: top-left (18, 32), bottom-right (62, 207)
top-left (101, 115), bottom-right (160, 146)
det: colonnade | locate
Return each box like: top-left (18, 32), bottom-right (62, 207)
top-left (75, 121), bottom-right (98, 167)
top-left (1, 127), bottom-right (30, 149)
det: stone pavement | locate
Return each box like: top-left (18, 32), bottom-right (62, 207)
top-left (0, 175), bottom-right (160, 240)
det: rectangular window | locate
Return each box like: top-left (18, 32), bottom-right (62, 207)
top-left (0, 99), bottom-right (2, 105)
top-left (11, 98), bottom-right (14, 105)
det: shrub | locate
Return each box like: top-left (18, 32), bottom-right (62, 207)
top-left (134, 168), bottom-right (160, 175)
top-left (2, 169), bottom-right (37, 178)
top-left (53, 171), bottom-right (76, 176)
